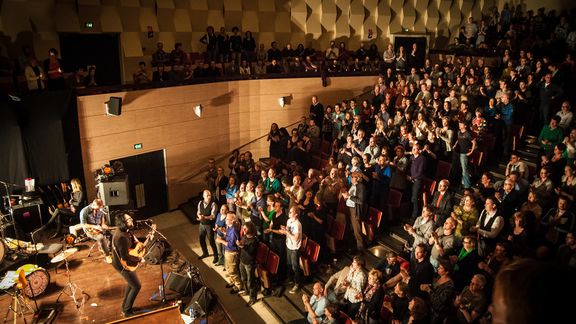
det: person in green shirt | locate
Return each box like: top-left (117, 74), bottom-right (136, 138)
top-left (538, 116), bottom-right (564, 155)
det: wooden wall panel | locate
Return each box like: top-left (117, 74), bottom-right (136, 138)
top-left (78, 76), bottom-right (374, 208)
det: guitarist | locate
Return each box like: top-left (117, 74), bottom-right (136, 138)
top-left (46, 178), bottom-right (84, 238)
top-left (79, 199), bottom-right (112, 263)
top-left (111, 212), bottom-right (142, 318)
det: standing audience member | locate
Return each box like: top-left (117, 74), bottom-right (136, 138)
top-left (197, 190), bottom-right (218, 264)
top-left (284, 206), bottom-right (303, 294)
top-left (239, 222), bottom-right (259, 306)
top-left (24, 58), bottom-right (46, 91)
top-left (216, 212), bottom-right (242, 293)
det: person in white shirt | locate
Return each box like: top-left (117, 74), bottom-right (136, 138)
top-left (472, 197), bottom-right (504, 257)
top-left (556, 101), bottom-right (573, 130)
top-left (284, 206), bottom-right (303, 294)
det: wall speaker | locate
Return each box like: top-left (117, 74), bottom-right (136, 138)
top-left (106, 96), bottom-right (122, 116)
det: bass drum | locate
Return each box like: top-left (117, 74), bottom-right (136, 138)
top-left (16, 264), bottom-right (50, 298)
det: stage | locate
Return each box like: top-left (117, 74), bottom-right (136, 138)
top-left (0, 210), bottom-right (273, 323)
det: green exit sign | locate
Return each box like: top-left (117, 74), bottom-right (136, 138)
top-left (134, 143), bottom-right (142, 149)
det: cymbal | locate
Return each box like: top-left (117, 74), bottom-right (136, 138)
top-left (50, 247), bottom-right (78, 263)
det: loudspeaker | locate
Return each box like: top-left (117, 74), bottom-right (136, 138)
top-left (106, 96), bottom-right (122, 116)
top-left (96, 178), bottom-right (129, 206)
top-left (13, 203), bottom-right (43, 233)
top-left (186, 286), bottom-right (213, 318)
top-left (143, 240), bottom-right (166, 265)
top-left (165, 272), bottom-right (191, 295)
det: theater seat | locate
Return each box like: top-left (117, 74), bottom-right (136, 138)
top-left (300, 239), bottom-right (320, 276)
top-left (258, 251), bottom-right (279, 289)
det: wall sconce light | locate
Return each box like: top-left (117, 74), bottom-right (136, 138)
top-left (277, 94), bottom-right (293, 108)
top-left (194, 104), bottom-right (203, 118)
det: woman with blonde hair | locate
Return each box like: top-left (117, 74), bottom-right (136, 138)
top-left (45, 178), bottom-right (84, 238)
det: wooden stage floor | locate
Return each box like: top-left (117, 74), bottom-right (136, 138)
top-left (0, 234), bottom-right (226, 323)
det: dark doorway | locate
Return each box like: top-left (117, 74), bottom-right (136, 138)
top-left (59, 33), bottom-right (121, 86)
top-left (111, 150), bottom-right (168, 219)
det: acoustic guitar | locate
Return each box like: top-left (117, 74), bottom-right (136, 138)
top-left (120, 224), bottom-right (157, 272)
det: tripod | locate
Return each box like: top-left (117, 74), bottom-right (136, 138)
top-left (2, 286), bottom-right (34, 324)
top-left (55, 254), bottom-right (87, 309)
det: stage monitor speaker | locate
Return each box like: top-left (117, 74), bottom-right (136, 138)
top-left (106, 97), bottom-right (122, 116)
top-left (106, 305), bottom-right (181, 323)
top-left (186, 286), bottom-right (213, 318)
top-left (97, 178), bottom-right (129, 206)
top-left (165, 271), bottom-right (192, 296)
top-left (13, 203), bottom-right (43, 234)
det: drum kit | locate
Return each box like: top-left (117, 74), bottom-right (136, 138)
top-left (0, 247), bottom-right (85, 322)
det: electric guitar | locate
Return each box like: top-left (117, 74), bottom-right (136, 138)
top-left (120, 224), bottom-right (157, 272)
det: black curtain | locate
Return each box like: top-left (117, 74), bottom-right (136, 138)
top-left (0, 90), bottom-right (76, 187)
top-left (0, 99), bottom-right (28, 186)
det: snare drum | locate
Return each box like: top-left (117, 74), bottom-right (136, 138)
top-left (15, 264), bottom-right (50, 298)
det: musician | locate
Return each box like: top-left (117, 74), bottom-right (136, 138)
top-left (111, 212), bottom-right (142, 318)
top-left (79, 198), bottom-right (112, 262)
top-left (47, 178), bottom-right (84, 238)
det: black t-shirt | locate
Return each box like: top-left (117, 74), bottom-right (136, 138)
top-left (112, 230), bottom-right (139, 271)
top-left (457, 130), bottom-right (473, 154)
top-left (240, 235), bottom-right (258, 265)
top-left (271, 211), bottom-right (288, 241)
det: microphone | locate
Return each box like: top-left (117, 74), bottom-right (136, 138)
top-left (135, 219), bottom-right (152, 223)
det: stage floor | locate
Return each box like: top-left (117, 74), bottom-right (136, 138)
top-left (0, 213), bottom-right (231, 323)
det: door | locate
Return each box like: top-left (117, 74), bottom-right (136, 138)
top-left (110, 150), bottom-right (168, 219)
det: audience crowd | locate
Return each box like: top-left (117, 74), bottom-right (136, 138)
top-left (2, 3), bottom-right (576, 323)
top-left (196, 5), bottom-right (576, 324)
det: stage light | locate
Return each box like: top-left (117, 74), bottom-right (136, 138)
top-left (194, 104), bottom-right (203, 118)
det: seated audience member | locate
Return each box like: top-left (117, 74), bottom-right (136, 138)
top-left (266, 59), bottom-right (283, 74)
top-left (301, 282), bottom-right (328, 324)
top-left (355, 269), bottom-right (385, 323)
top-left (505, 152), bottom-right (528, 180)
top-left (540, 195), bottom-right (575, 252)
top-left (453, 274), bottom-right (489, 324)
top-left (477, 241), bottom-right (511, 281)
top-left (375, 251), bottom-right (401, 281)
top-left (556, 232), bottom-right (576, 268)
top-left (407, 296), bottom-right (429, 323)
top-left (531, 166), bottom-right (555, 209)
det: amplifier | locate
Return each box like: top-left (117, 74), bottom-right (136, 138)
top-left (12, 203), bottom-right (43, 234)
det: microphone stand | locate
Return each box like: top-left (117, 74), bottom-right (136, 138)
top-left (1, 181), bottom-right (23, 248)
top-left (142, 222), bottom-right (169, 304)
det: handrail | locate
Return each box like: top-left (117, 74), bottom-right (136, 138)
top-left (178, 86), bottom-right (374, 183)
top-left (74, 71), bottom-right (380, 97)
